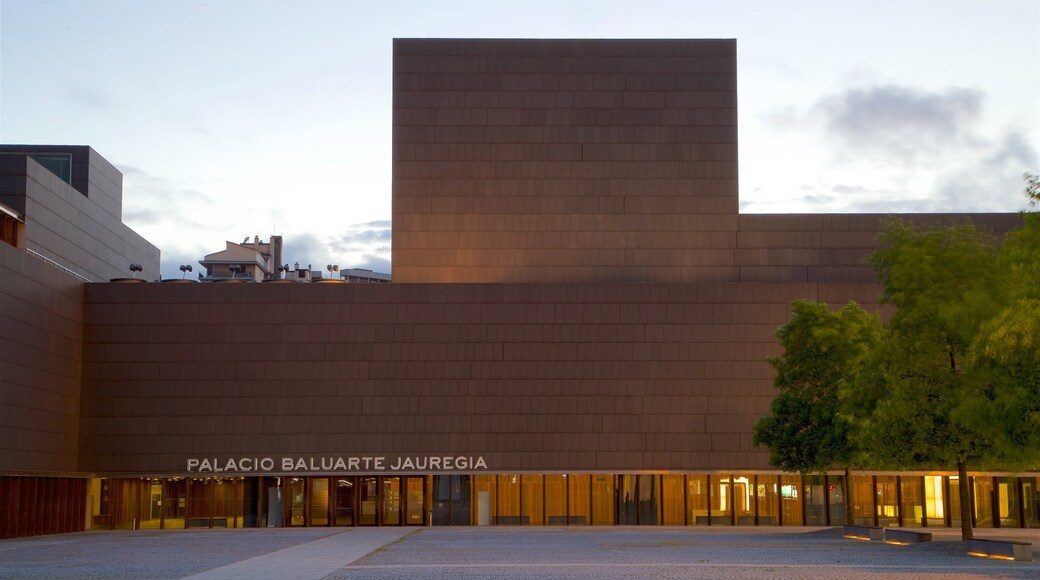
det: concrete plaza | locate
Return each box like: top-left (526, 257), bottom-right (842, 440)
top-left (0, 527), bottom-right (1038, 579)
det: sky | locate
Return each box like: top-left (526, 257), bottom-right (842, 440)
top-left (1, 0), bottom-right (1037, 280)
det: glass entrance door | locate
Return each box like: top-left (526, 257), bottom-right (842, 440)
top-left (405, 477), bottom-right (425, 525)
top-left (334, 478), bottom-right (355, 526)
top-left (358, 477), bottom-right (378, 526)
top-left (382, 477), bottom-right (401, 525)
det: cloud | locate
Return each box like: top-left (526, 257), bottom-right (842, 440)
top-left (280, 222), bottom-right (392, 275)
top-left (64, 84), bottom-right (117, 111)
top-left (758, 82), bottom-right (1038, 213)
top-left (327, 220), bottom-right (392, 256)
top-left (801, 194), bottom-right (837, 204)
top-left (831, 184), bottom-right (867, 194)
top-left (159, 248), bottom-right (207, 281)
top-left (760, 105), bottom-right (799, 129)
top-left (812, 84), bottom-right (983, 162)
top-left (119, 166), bottom-right (215, 234)
top-left (281, 232), bottom-right (329, 270)
top-left (986, 130), bottom-right (1036, 168)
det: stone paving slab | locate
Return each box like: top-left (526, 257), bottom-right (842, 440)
top-left (335, 527), bottom-right (1040, 580)
top-left (0, 526), bottom-right (1038, 580)
top-left (0, 529), bottom-right (341, 578)
top-left (184, 528), bottom-right (413, 580)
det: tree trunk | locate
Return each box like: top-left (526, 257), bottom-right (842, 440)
top-left (958, 459), bottom-right (973, 541)
top-left (844, 466), bottom-right (853, 526)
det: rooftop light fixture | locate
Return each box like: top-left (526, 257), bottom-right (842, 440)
top-left (179, 265), bottom-right (193, 279)
top-left (129, 264), bottom-right (143, 279)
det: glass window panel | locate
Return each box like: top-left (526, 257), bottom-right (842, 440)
top-left (709, 475), bottom-right (732, 525)
top-left (334, 478), bottom-right (354, 526)
top-left (590, 475), bottom-right (614, 525)
top-left (732, 475), bottom-right (754, 525)
top-left (310, 478), bottom-right (329, 526)
top-left (923, 478), bottom-right (948, 528)
top-left (827, 475), bottom-right (847, 526)
top-left (803, 475), bottom-right (826, 526)
top-left (995, 477), bottom-right (1020, 528)
top-left (899, 476), bottom-right (923, 526)
top-left (687, 475), bottom-right (709, 525)
top-left (496, 475), bottom-right (521, 525)
top-left (521, 475), bottom-right (544, 526)
top-left (545, 475), bottom-right (567, 525)
top-left (473, 475), bottom-right (496, 526)
top-left (638, 474), bottom-right (658, 525)
top-left (850, 475), bottom-right (874, 526)
top-left (780, 475), bottom-right (803, 526)
top-left (1023, 477), bottom-right (1040, 528)
top-left (661, 475), bottom-right (685, 525)
top-left (287, 477), bottom-right (306, 526)
top-left (973, 476), bottom-right (994, 528)
top-left (949, 476), bottom-right (962, 527)
top-left (139, 481), bottom-right (162, 529)
top-left (263, 478), bottom-right (283, 527)
top-left (756, 476), bottom-right (779, 526)
top-left (163, 479), bottom-right (186, 529)
top-left (876, 476), bottom-right (898, 527)
top-left (29, 154), bottom-right (72, 183)
top-left (432, 475), bottom-right (450, 526)
top-left (568, 475), bottom-right (590, 525)
top-left (241, 478), bottom-right (260, 528)
top-left (450, 475), bottom-right (471, 526)
top-left (924, 475), bottom-right (945, 526)
top-left (617, 475), bottom-right (637, 525)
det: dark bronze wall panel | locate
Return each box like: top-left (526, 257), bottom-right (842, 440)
top-left (392, 39), bottom-right (739, 283)
top-left (0, 243), bottom-right (85, 473)
top-left (80, 282), bottom-right (880, 475)
top-left (736, 213), bottom-right (1023, 283)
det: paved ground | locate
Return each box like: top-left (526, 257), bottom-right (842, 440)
top-left (0, 526), bottom-right (1037, 579)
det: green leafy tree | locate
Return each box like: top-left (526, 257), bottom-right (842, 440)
top-left (753, 300), bottom-right (881, 525)
top-left (858, 220), bottom-right (1004, 540)
top-left (961, 174), bottom-right (1040, 471)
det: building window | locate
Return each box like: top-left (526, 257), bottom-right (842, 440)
top-left (29, 154), bottom-right (73, 184)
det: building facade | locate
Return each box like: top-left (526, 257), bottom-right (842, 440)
top-left (1, 41), bottom-right (1037, 538)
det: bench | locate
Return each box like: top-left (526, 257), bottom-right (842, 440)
top-left (547, 516), bottom-right (587, 525)
top-left (884, 529), bottom-right (932, 545)
top-left (693, 515), bottom-right (737, 525)
top-left (187, 517), bottom-right (229, 528)
top-left (493, 516), bottom-right (530, 525)
top-left (843, 525), bottom-right (884, 541)
top-left (966, 538), bottom-right (1034, 562)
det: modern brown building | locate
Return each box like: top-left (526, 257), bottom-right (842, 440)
top-left (1, 40), bottom-right (1036, 539)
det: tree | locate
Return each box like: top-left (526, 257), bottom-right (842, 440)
top-left (753, 300), bottom-right (881, 525)
top-left (961, 173), bottom-right (1040, 470)
top-left (756, 176), bottom-right (1040, 539)
top-left (857, 220), bottom-right (1005, 540)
